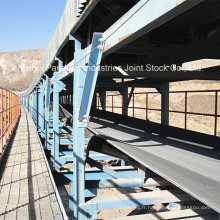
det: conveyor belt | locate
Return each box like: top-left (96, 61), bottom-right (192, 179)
top-left (88, 112), bottom-right (220, 213)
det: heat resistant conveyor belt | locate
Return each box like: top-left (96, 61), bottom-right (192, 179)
top-left (87, 112), bottom-right (220, 213)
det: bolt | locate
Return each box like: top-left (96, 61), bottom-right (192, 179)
top-left (98, 38), bottom-right (104, 43)
top-left (97, 45), bottom-right (103, 51)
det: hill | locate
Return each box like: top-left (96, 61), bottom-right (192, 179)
top-left (0, 49), bottom-right (44, 90)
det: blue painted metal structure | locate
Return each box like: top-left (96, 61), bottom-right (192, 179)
top-left (19, 0), bottom-right (220, 219)
top-left (21, 33), bottom-right (151, 219)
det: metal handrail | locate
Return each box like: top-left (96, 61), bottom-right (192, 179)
top-left (0, 88), bottom-right (20, 155)
top-left (98, 89), bottom-right (220, 136)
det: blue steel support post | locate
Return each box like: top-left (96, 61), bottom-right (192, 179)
top-left (38, 83), bottom-right (43, 133)
top-left (40, 80), bottom-right (46, 137)
top-left (27, 96), bottom-right (29, 110)
top-left (35, 88), bottom-right (38, 124)
top-left (32, 92), bottom-right (35, 122)
top-left (52, 59), bottom-right (66, 170)
top-left (36, 85), bottom-right (40, 131)
top-left (25, 96), bottom-right (27, 109)
top-left (73, 33), bottom-right (103, 220)
top-left (33, 91), bottom-right (35, 122)
top-left (31, 93), bottom-right (33, 117)
top-left (28, 95), bottom-right (30, 112)
top-left (29, 94), bottom-right (32, 114)
top-left (33, 92), bottom-right (35, 118)
top-left (45, 75), bottom-right (51, 150)
top-left (69, 35), bottom-right (84, 211)
top-left (33, 90), bottom-right (37, 123)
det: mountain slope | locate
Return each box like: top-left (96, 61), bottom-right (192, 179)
top-left (0, 49), bottom-right (44, 90)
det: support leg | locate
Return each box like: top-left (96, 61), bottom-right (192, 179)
top-left (72, 32), bottom-right (103, 219)
top-left (157, 83), bottom-right (169, 125)
top-left (45, 75), bottom-right (51, 149)
top-left (99, 91), bottom-right (106, 111)
top-left (52, 59), bottom-right (66, 170)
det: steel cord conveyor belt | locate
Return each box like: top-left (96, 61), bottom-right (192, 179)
top-left (87, 110), bottom-right (220, 213)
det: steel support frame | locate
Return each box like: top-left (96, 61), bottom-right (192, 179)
top-left (70, 33), bottom-right (104, 219)
top-left (26, 96), bottom-right (29, 112)
top-left (30, 93), bottom-right (33, 115)
top-left (39, 80), bottom-right (46, 137)
top-left (157, 83), bottom-right (169, 125)
top-left (69, 33), bottom-right (150, 219)
top-left (17, 0), bottom-right (220, 218)
top-left (33, 89), bottom-right (37, 124)
top-left (70, 35), bottom-right (86, 212)
top-left (45, 75), bottom-right (51, 150)
top-left (102, 0), bottom-right (205, 57)
top-left (98, 91), bottom-right (106, 111)
top-left (51, 59), bottom-right (66, 170)
top-left (32, 91), bottom-right (35, 122)
top-left (36, 85), bottom-right (41, 131)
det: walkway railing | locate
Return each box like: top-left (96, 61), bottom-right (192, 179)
top-left (98, 89), bottom-right (220, 136)
top-left (0, 88), bottom-right (20, 155)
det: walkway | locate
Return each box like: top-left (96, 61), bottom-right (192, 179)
top-left (0, 107), bottom-right (63, 220)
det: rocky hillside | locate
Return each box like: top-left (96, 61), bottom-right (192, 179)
top-left (0, 49), bottom-right (44, 91)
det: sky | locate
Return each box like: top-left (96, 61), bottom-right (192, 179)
top-left (0, 0), bottom-right (67, 52)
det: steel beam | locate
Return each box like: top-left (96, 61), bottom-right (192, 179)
top-left (157, 83), bottom-right (169, 125)
top-left (98, 91), bottom-right (106, 111)
top-left (102, 0), bottom-right (205, 56)
top-left (39, 80), bottom-right (45, 137)
top-left (71, 36), bottom-right (85, 212)
top-left (45, 75), bottom-right (51, 150)
top-left (52, 59), bottom-right (66, 170)
top-left (86, 189), bottom-right (192, 210)
top-left (36, 86), bottom-right (40, 131)
top-left (72, 33), bottom-right (104, 219)
top-left (79, 33), bottom-right (104, 122)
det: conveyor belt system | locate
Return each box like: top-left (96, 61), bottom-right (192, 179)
top-left (88, 111), bottom-right (220, 213)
